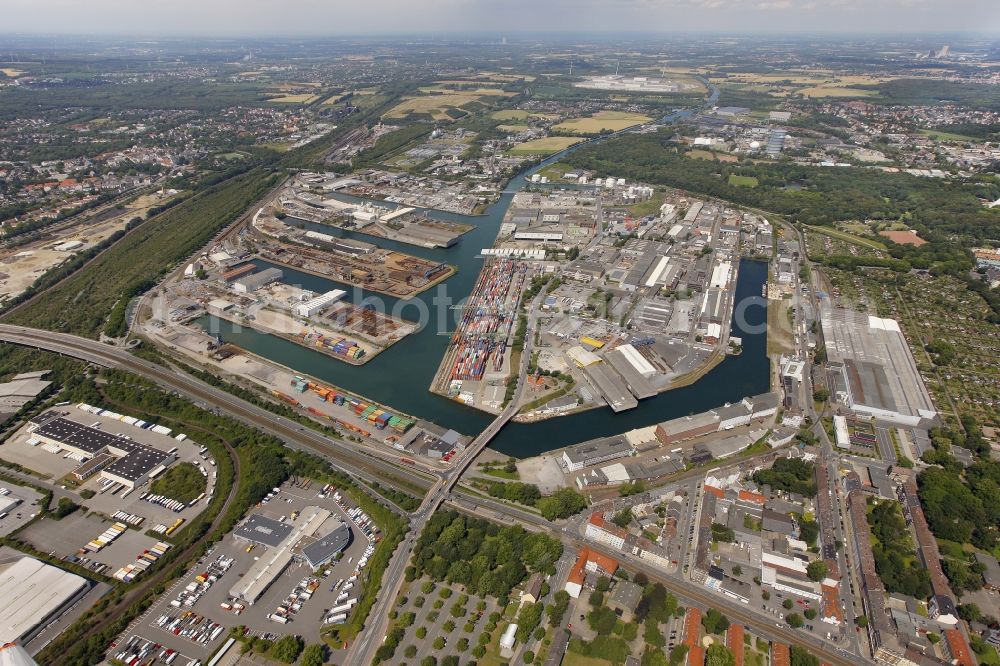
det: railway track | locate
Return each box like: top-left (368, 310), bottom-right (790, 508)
top-left (0, 325), bottom-right (433, 504)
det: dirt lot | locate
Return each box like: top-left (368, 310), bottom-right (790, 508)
top-left (0, 190), bottom-right (176, 303)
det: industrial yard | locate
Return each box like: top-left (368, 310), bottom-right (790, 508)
top-left (111, 477), bottom-right (379, 664)
top-left (151, 268), bottom-right (419, 366)
top-left (4, 405), bottom-right (215, 583)
top-left (279, 172), bottom-right (476, 245)
top-left (425, 178), bottom-right (771, 420)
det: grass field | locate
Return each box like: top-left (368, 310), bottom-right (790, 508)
top-left (562, 653), bottom-right (612, 666)
top-left (799, 86), bottom-right (874, 98)
top-left (728, 174), bottom-right (759, 187)
top-left (687, 149), bottom-right (738, 163)
top-left (510, 136), bottom-right (584, 155)
top-left (321, 93), bottom-right (346, 105)
top-left (497, 124), bottom-right (531, 132)
top-left (385, 92), bottom-right (498, 120)
top-left (807, 224), bottom-right (888, 251)
top-left (553, 111), bottom-right (652, 134)
top-left (267, 93), bottom-right (320, 104)
top-left (918, 128), bottom-right (978, 142)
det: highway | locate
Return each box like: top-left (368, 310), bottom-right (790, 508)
top-left (0, 324), bottom-right (433, 510)
top-left (0, 320), bottom-right (870, 666)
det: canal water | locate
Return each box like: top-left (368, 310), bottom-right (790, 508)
top-left (196, 83), bottom-right (772, 458)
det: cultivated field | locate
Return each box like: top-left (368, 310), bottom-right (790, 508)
top-left (553, 111), bottom-right (652, 134)
top-left (799, 86), bottom-right (875, 98)
top-left (509, 136), bottom-right (584, 155)
top-left (267, 93), bottom-right (320, 103)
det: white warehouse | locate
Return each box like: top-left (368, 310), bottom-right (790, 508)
top-left (295, 290), bottom-right (346, 318)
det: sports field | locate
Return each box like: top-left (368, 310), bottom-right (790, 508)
top-left (509, 136), bottom-right (584, 155)
top-left (553, 111), bottom-right (652, 134)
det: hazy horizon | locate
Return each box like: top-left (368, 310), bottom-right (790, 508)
top-left (3, 0), bottom-right (999, 38)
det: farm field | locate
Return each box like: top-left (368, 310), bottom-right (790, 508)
top-left (267, 93), bottom-right (320, 103)
top-left (799, 86), bottom-right (875, 98)
top-left (321, 93), bottom-right (346, 105)
top-left (553, 111), bottom-right (652, 133)
top-left (497, 124), bottom-right (531, 132)
top-left (509, 136), bottom-right (584, 155)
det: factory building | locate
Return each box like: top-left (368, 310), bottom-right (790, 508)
top-left (295, 290), bottom-right (346, 318)
top-left (821, 307), bottom-right (936, 426)
top-left (29, 417), bottom-right (173, 490)
top-left (513, 231), bottom-right (563, 242)
top-left (0, 372), bottom-right (52, 411)
top-left (655, 411), bottom-right (720, 445)
top-left (0, 556), bottom-right (90, 645)
top-left (229, 507), bottom-right (351, 604)
top-left (562, 436), bottom-right (635, 472)
top-left (233, 267), bottom-right (283, 293)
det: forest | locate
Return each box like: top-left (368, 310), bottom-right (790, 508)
top-left (408, 510), bottom-right (562, 600)
top-left (564, 132), bottom-right (1000, 249)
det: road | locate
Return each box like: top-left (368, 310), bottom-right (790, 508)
top-left (446, 484), bottom-right (864, 666)
top-left (0, 305), bottom-right (865, 666)
top-left (0, 324), bottom-right (431, 510)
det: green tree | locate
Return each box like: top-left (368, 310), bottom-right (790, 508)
top-left (806, 560), bottom-right (828, 582)
top-left (706, 643), bottom-right (735, 666)
top-left (269, 635), bottom-right (304, 664)
top-left (300, 644), bottom-right (326, 666)
top-left (701, 608), bottom-right (729, 634)
top-left (790, 645), bottom-right (819, 666)
top-left (787, 613), bottom-right (804, 628)
top-left (537, 488), bottom-right (588, 520)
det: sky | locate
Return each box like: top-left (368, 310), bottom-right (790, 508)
top-left (2, 0), bottom-right (999, 36)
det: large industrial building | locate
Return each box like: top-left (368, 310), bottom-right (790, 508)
top-left (562, 436), bottom-right (635, 472)
top-left (229, 507), bottom-right (352, 605)
top-left (0, 556), bottom-right (90, 646)
top-left (28, 417), bottom-right (173, 490)
top-left (295, 290), bottom-right (346, 318)
top-left (821, 307), bottom-right (937, 426)
top-left (233, 267), bottom-right (283, 293)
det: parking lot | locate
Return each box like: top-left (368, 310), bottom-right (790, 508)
top-left (117, 479), bottom-right (375, 662)
top-left (4, 407), bottom-right (216, 527)
top-left (0, 479), bottom-right (43, 536)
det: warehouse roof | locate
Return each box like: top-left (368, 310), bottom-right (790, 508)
top-left (104, 446), bottom-right (170, 482)
top-left (0, 556), bottom-right (89, 644)
top-left (563, 436), bottom-right (634, 465)
top-left (301, 523), bottom-right (352, 569)
top-left (657, 410), bottom-right (719, 435)
top-left (234, 514), bottom-right (294, 548)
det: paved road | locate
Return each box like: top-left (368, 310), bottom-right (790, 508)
top-left (0, 325), bottom-right (430, 510)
